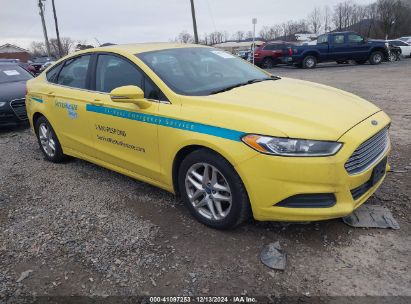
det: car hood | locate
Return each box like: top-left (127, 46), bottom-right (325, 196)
top-left (0, 80), bottom-right (27, 103)
top-left (198, 78), bottom-right (381, 141)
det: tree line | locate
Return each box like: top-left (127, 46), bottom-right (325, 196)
top-left (174, 0), bottom-right (411, 44)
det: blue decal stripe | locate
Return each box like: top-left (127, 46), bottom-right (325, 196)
top-left (32, 97), bottom-right (43, 103)
top-left (86, 104), bottom-right (244, 141)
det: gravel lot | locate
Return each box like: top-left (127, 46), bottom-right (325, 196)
top-left (1, 60), bottom-right (410, 300)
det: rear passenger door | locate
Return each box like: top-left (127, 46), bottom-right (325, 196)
top-left (329, 34), bottom-right (348, 60)
top-left (346, 34), bottom-right (369, 60)
top-left (87, 53), bottom-right (164, 180)
top-left (45, 54), bottom-right (95, 156)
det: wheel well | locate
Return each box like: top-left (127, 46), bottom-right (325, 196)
top-left (172, 145), bottom-right (230, 196)
top-left (32, 112), bottom-right (45, 132)
top-left (303, 52), bottom-right (319, 59)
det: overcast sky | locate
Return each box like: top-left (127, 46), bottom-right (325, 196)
top-left (1, 0), bottom-right (373, 49)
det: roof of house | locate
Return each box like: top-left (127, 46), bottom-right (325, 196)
top-left (0, 43), bottom-right (29, 53)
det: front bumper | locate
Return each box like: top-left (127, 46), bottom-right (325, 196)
top-left (235, 111), bottom-right (391, 222)
top-left (0, 101), bottom-right (28, 127)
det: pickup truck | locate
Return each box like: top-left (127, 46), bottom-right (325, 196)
top-left (290, 31), bottom-right (389, 68)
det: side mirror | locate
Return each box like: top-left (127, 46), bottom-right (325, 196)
top-left (110, 85), bottom-right (150, 109)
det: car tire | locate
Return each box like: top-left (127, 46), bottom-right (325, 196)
top-left (178, 149), bottom-right (251, 230)
top-left (355, 60), bottom-right (367, 65)
top-left (262, 57), bottom-right (275, 69)
top-left (35, 116), bottom-right (67, 163)
top-left (369, 51), bottom-right (383, 65)
top-left (302, 55), bottom-right (317, 69)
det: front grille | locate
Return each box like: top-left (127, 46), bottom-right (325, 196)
top-left (10, 98), bottom-right (28, 120)
top-left (345, 127), bottom-right (389, 175)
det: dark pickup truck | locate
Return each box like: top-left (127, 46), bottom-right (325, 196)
top-left (290, 31), bottom-right (389, 68)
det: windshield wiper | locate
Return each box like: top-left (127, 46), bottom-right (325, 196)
top-left (209, 76), bottom-right (281, 95)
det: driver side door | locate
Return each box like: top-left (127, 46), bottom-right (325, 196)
top-left (87, 53), bottom-right (166, 181)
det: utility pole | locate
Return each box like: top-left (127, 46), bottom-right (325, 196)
top-left (38, 0), bottom-right (51, 57)
top-left (190, 0), bottom-right (199, 44)
top-left (51, 0), bottom-right (63, 57)
top-left (252, 18), bottom-right (257, 65)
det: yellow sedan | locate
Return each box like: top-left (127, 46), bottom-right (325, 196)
top-left (26, 44), bottom-right (391, 229)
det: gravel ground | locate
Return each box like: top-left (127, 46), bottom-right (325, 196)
top-left (0, 60), bottom-right (410, 301)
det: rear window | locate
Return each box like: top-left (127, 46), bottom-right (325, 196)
top-left (56, 55), bottom-right (91, 89)
top-left (0, 65), bottom-right (33, 84)
top-left (46, 62), bottom-right (63, 83)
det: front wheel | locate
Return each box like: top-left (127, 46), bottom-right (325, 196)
top-left (35, 116), bottom-right (67, 163)
top-left (302, 55), bottom-right (317, 69)
top-left (369, 51), bottom-right (383, 65)
top-left (178, 149), bottom-right (251, 229)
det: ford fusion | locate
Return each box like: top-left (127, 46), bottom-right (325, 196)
top-left (26, 44), bottom-right (391, 229)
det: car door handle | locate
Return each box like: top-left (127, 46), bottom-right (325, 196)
top-left (91, 99), bottom-right (104, 106)
top-left (46, 91), bottom-right (55, 96)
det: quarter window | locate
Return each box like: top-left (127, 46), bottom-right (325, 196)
top-left (57, 55), bottom-right (91, 89)
top-left (46, 62), bottom-right (62, 83)
top-left (95, 54), bottom-right (143, 93)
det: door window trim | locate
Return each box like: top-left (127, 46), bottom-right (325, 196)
top-left (44, 52), bottom-right (170, 104)
top-left (91, 51), bottom-right (170, 104)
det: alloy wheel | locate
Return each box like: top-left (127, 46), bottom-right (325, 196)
top-left (185, 163), bottom-right (232, 221)
top-left (39, 123), bottom-right (56, 157)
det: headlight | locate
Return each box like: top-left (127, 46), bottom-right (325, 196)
top-left (0, 101), bottom-right (7, 107)
top-left (242, 134), bottom-right (342, 156)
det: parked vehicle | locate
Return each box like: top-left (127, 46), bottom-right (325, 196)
top-left (26, 44), bottom-right (391, 229)
top-left (236, 50), bottom-right (251, 60)
top-left (290, 31), bottom-right (389, 68)
top-left (29, 56), bottom-right (55, 75)
top-left (0, 59), bottom-right (20, 63)
top-left (398, 36), bottom-right (411, 43)
top-left (0, 63), bottom-right (33, 126)
top-left (39, 61), bottom-right (56, 72)
top-left (253, 42), bottom-right (293, 68)
top-left (388, 40), bottom-right (411, 57)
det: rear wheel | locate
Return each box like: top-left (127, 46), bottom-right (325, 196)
top-left (369, 51), bottom-right (383, 65)
top-left (35, 116), bottom-right (67, 163)
top-left (302, 55), bottom-right (317, 69)
top-left (178, 149), bottom-right (251, 229)
top-left (262, 57), bottom-right (275, 69)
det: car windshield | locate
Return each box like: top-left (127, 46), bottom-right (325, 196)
top-left (0, 65), bottom-right (33, 84)
top-left (137, 47), bottom-right (272, 96)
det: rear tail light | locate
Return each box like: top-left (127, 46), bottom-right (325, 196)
top-left (288, 48), bottom-right (293, 56)
top-left (254, 52), bottom-right (261, 57)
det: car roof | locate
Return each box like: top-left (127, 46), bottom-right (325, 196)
top-left (76, 43), bottom-right (208, 56)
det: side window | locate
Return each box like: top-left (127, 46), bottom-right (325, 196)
top-left (317, 35), bottom-right (328, 44)
top-left (263, 44), bottom-right (275, 50)
top-left (57, 55), bottom-right (91, 89)
top-left (95, 54), bottom-right (143, 93)
top-left (333, 35), bottom-right (345, 44)
top-left (348, 34), bottom-right (364, 43)
top-left (46, 62), bottom-right (63, 83)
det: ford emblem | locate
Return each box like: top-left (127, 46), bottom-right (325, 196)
top-left (371, 120), bottom-right (378, 126)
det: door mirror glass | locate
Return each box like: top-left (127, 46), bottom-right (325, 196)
top-left (110, 85), bottom-right (150, 108)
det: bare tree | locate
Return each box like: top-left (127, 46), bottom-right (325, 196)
top-left (30, 41), bottom-right (47, 57)
top-left (308, 7), bottom-right (322, 34)
top-left (232, 30), bottom-right (245, 41)
top-left (377, 0), bottom-right (401, 38)
top-left (176, 31), bottom-right (194, 43)
top-left (50, 37), bottom-right (75, 57)
top-left (323, 5), bottom-right (332, 33)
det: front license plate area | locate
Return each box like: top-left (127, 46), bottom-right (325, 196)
top-left (371, 157), bottom-right (387, 186)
